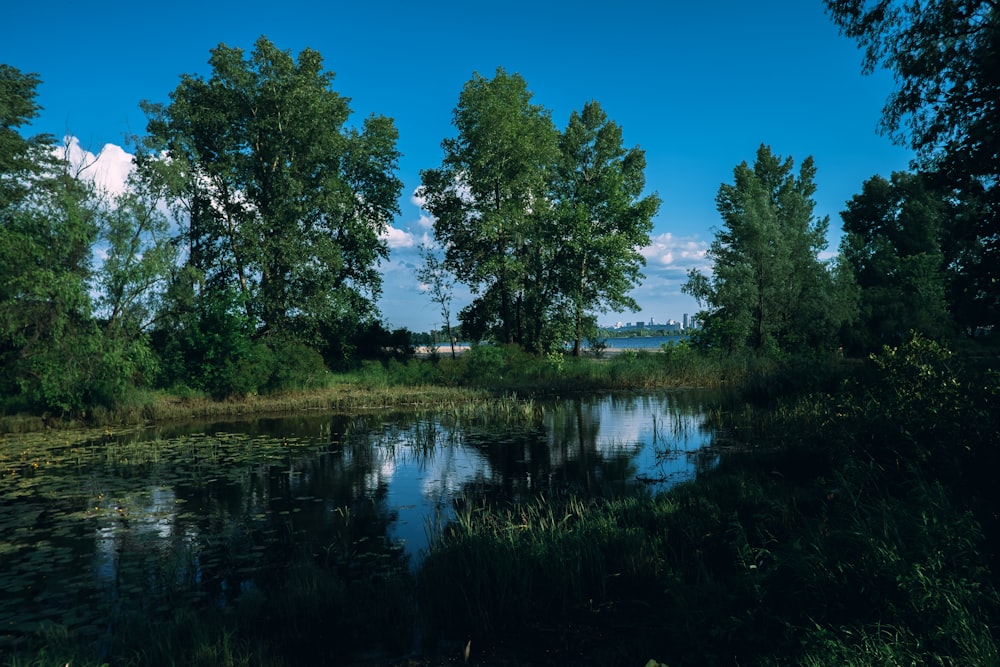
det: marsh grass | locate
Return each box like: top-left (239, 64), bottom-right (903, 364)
top-left (0, 344), bottom-right (805, 433)
top-left (415, 337), bottom-right (1000, 665)
top-left (418, 493), bottom-right (671, 640)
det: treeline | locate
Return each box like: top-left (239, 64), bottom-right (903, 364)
top-left (0, 38), bottom-right (659, 416)
top-left (685, 1), bottom-right (1000, 357)
top-left (3, 0), bottom-right (1000, 418)
top-left (1, 41), bottom-right (414, 414)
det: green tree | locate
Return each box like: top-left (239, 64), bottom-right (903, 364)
top-left (825, 0), bottom-right (1000, 330)
top-left (0, 66), bottom-right (55, 209)
top-left (552, 101), bottom-right (660, 356)
top-left (95, 170), bottom-right (178, 336)
top-left (419, 68), bottom-right (559, 349)
top-left (939, 178), bottom-right (996, 334)
top-left (138, 36), bottom-right (402, 354)
top-left (421, 73), bottom-right (660, 354)
top-left (684, 145), bottom-right (851, 354)
top-left (840, 172), bottom-right (951, 352)
top-left (0, 66), bottom-right (113, 412)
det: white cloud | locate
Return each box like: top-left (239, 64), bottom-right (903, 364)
top-left (409, 190), bottom-right (437, 230)
top-left (640, 232), bottom-right (709, 272)
top-left (59, 137), bottom-right (134, 197)
top-left (380, 224), bottom-right (416, 249)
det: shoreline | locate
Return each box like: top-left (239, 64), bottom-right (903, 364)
top-left (413, 344), bottom-right (664, 358)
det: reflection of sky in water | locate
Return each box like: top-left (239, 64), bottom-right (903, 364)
top-left (0, 391), bottom-right (722, 646)
top-left (377, 425), bottom-right (493, 559)
top-left (84, 393), bottom-right (718, 573)
top-left (93, 486), bottom-right (181, 583)
top-left (376, 394), bottom-right (715, 559)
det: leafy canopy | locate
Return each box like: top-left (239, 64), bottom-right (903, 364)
top-left (419, 70), bottom-right (657, 353)
top-left (139, 36), bottom-right (402, 349)
top-left (684, 145), bottom-right (854, 354)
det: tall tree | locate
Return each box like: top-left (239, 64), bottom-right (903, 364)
top-left (825, 0), bottom-right (1000, 330)
top-left (840, 172), bottom-right (951, 352)
top-left (684, 145), bottom-right (851, 354)
top-left (94, 170), bottom-right (178, 340)
top-left (138, 36), bottom-right (402, 351)
top-left (552, 101), bottom-right (660, 356)
top-left (0, 66), bottom-right (105, 411)
top-left (418, 68), bottom-right (559, 349)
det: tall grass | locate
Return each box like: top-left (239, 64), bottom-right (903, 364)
top-left (7, 335), bottom-right (998, 665)
top-left (0, 342), bottom-right (826, 433)
top-left (416, 335), bottom-right (1000, 665)
top-left (418, 493), bottom-right (672, 639)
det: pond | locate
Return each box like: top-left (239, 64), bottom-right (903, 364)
top-left (0, 390), bottom-right (726, 659)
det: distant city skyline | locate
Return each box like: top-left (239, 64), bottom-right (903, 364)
top-left (603, 314), bottom-right (695, 331)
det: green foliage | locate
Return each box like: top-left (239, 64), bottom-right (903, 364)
top-left (824, 0), bottom-right (998, 176)
top-left (545, 350), bottom-right (565, 374)
top-left (420, 73), bottom-right (657, 353)
top-left (840, 172), bottom-right (951, 352)
top-left (265, 337), bottom-right (328, 391)
top-left (464, 344), bottom-right (507, 382)
top-left (685, 145), bottom-right (855, 356)
top-left (419, 495), bottom-right (668, 637)
top-left (0, 66), bottom-right (116, 414)
top-left (139, 36), bottom-right (402, 349)
top-left (420, 67), bottom-right (559, 349)
top-left (825, 0), bottom-right (1000, 331)
top-left (94, 168), bottom-right (178, 339)
top-left (341, 322), bottom-right (414, 368)
top-left (356, 357), bottom-right (445, 389)
top-left (0, 65), bottom-right (58, 209)
top-left (417, 336), bottom-right (1000, 665)
top-left (154, 287), bottom-right (270, 399)
top-left (847, 334), bottom-right (1000, 495)
top-left (552, 100), bottom-right (660, 355)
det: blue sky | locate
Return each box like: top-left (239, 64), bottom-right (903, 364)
top-left (2, 0), bottom-right (913, 333)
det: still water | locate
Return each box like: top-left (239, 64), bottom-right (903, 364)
top-left (0, 390), bottom-right (723, 651)
top-left (599, 334), bottom-right (688, 349)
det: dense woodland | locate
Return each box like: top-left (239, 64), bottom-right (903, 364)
top-left (0, 0), bottom-right (998, 418)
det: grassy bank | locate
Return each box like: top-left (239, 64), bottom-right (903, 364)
top-left (0, 382), bottom-right (490, 434)
top-left (416, 336), bottom-right (1000, 665)
top-left (0, 340), bottom-right (752, 433)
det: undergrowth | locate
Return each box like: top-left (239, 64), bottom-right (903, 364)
top-left (416, 335), bottom-right (1000, 665)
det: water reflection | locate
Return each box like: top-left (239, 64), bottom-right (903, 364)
top-left (0, 390), bottom-right (722, 652)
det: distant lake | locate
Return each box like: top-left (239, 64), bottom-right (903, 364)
top-left (596, 334), bottom-right (689, 350)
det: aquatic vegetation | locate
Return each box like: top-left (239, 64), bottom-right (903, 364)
top-left (414, 337), bottom-right (1000, 665)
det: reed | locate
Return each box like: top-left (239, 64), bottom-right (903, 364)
top-left (418, 493), bottom-right (673, 640)
top-left (415, 338), bottom-right (1000, 664)
top-left (7, 336), bottom-right (999, 665)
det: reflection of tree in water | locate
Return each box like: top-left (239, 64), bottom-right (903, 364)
top-left (446, 394), bottom-right (697, 506)
top-left (79, 415), bottom-right (414, 632)
top-left (2, 391), bottom-right (727, 660)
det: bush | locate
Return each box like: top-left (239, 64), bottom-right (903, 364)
top-left (464, 344), bottom-right (506, 382)
top-left (266, 339), bottom-right (328, 391)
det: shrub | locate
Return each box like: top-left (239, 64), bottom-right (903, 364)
top-left (266, 339), bottom-right (327, 391)
top-left (464, 344), bottom-right (506, 382)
